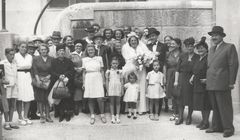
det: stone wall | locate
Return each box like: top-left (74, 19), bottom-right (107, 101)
top-left (53, 1), bottom-right (213, 42)
top-left (94, 8), bottom-right (213, 41)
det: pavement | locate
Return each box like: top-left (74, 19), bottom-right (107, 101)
top-left (2, 111), bottom-right (240, 140)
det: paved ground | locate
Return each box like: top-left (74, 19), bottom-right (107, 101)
top-left (2, 111), bottom-right (240, 140)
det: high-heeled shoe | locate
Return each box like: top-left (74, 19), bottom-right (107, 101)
top-left (175, 118), bottom-right (183, 125)
top-left (46, 117), bottom-right (53, 123)
top-left (59, 114), bottom-right (65, 122)
top-left (200, 123), bottom-right (209, 130)
top-left (196, 121), bottom-right (204, 128)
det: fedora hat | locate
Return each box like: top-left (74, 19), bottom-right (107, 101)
top-left (147, 28), bottom-right (160, 38)
top-left (93, 32), bottom-right (105, 41)
top-left (208, 26), bottom-right (226, 37)
top-left (51, 31), bottom-right (62, 39)
top-left (32, 36), bottom-right (44, 43)
top-left (27, 41), bottom-right (38, 48)
top-left (84, 26), bottom-right (95, 33)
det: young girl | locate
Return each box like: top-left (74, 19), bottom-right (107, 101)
top-left (123, 72), bottom-right (140, 119)
top-left (106, 57), bottom-right (123, 124)
top-left (146, 60), bottom-right (165, 121)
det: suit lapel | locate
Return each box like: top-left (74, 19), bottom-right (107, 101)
top-left (148, 44), bottom-right (153, 51)
top-left (208, 42), bottom-right (225, 66)
top-left (156, 42), bottom-right (162, 52)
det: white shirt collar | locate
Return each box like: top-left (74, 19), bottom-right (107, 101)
top-left (216, 41), bottom-right (223, 50)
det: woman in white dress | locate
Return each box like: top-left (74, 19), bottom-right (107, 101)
top-left (15, 42), bottom-right (35, 125)
top-left (122, 33), bottom-right (153, 114)
top-left (82, 44), bottom-right (106, 125)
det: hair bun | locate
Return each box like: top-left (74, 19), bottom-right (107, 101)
top-left (200, 36), bottom-right (206, 43)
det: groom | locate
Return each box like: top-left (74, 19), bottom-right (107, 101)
top-left (146, 28), bottom-right (168, 72)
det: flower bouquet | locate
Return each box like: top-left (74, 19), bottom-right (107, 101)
top-left (135, 53), bottom-right (154, 71)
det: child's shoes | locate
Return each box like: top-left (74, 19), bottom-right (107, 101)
top-left (149, 114), bottom-right (154, 120)
top-left (154, 114), bottom-right (159, 121)
top-left (111, 115), bottom-right (116, 124)
top-left (116, 114), bottom-right (120, 124)
top-left (127, 113), bottom-right (131, 118)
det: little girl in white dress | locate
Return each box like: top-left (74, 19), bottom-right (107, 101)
top-left (106, 57), bottom-right (123, 124)
top-left (146, 60), bottom-right (165, 121)
top-left (123, 72), bottom-right (140, 119)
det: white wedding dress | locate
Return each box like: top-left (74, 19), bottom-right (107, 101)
top-left (122, 41), bottom-right (152, 113)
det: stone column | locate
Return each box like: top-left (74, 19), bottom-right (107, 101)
top-left (216, 0), bottom-right (240, 114)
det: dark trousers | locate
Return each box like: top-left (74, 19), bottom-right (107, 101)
top-left (28, 100), bottom-right (38, 117)
top-left (59, 98), bottom-right (74, 116)
top-left (208, 90), bottom-right (234, 133)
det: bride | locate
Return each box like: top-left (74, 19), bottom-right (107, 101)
top-left (122, 33), bottom-right (153, 114)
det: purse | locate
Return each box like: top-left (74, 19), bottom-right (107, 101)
top-left (52, 80), bottom-right (70, 99)
top-left (32, 76), bottom-right (51, 90)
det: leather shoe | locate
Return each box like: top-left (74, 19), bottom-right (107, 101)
top-left (65, 114), bottom-right (71, 122)
top-left (196, 122), bottom-right (204, 128)
top-left (223, 131), bottom-right (234, 138)
top-left (59, 115), bottom-right (65, 122)
top-left (200, 123), bottom-right (209, 130)
top-left (175, 119), bottom-right (183, 125)
top-left (29, 114), bottom-right (40, 120)
top-left (205, 129), bottom-right (222, 133)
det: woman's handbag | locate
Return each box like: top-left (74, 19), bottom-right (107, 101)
top-left (52, 80), bottom-right (70, 99)
top-left (32, 76), bottom-right (51, 90)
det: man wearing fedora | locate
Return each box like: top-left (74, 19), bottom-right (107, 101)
top-left (48, 31), bottom-right (62, 58)
top-left (146, 28), bottom-right (168, 72)
top-left (93, 32), bottom-right (110, 71)
top-left (82, 26), bottom-right (95, 45)
top-left (146, 28), bottom-right (168, 112)
top-left (51, 31), bottom-right (62, 46)
top-left (206, 26), bottom-right (239, 137)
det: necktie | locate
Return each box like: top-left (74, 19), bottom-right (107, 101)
top-left (212, 45), bottom-right (217, 53)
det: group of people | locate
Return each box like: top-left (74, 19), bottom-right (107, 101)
top-left (0, 23), bottom-right (238, 138)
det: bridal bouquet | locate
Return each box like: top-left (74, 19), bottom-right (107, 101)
top-left (135, 53), bottom-right (154, 71)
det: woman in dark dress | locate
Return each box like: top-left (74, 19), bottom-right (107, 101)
top-left (190, 37), bottom-right (211, 130)
top-left (51, 43), bottom-right (75, 122)
top-left (70, 40), bottom-right (85, 115)
top-left (165, 38), bottom-right (181, 121)
top-left (32, 44), bottom-right (53, 123)
top-left (163, 35), bottom-right (173, 112)
top-left (174, 37), bottom-right (199, 125)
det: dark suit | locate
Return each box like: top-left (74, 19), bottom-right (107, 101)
top-left (147, 41), bottom-right (168, 72)
top-left (95, 45), bottom-right (111, 71)
top-left (206, 41), bottom-right (239, 133)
